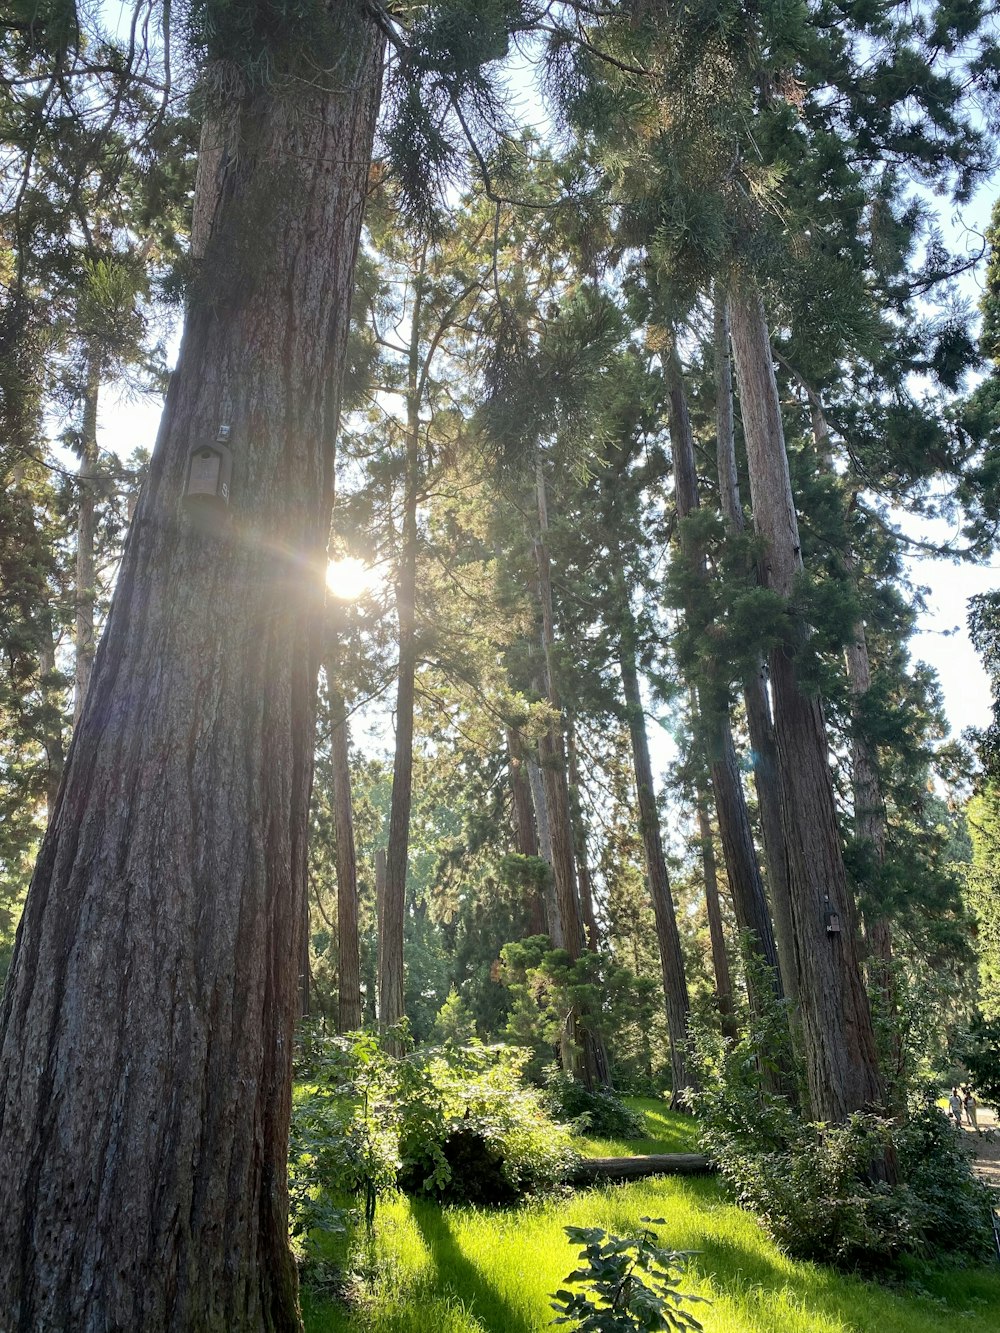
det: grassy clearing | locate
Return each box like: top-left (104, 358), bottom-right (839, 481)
top-left (299, 1099), bottom-right (1000, 1333)
top-left (573, 1097), bottom-right (701, 1158)
top-left (301, 1177), bottom-right (1000, 1333)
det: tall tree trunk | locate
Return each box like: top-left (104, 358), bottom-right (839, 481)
top-left (0, 24), bottom-right (384, 1332)
top-left (11, 464), bottom-right (65, 821)
top-left (567, 717), bottom-right (600, 949)
top-left (533, 461), bottom-right (586, 958)
top-left (37, 625), bottom-right (64, 823)
top-left (696, 796), bottom-right (738, 1040)
top-left (615, 566), bottom-right (694, 1104)
top-left (527, 752), bottom-right (564, 947)
top-left (380, 254), bottom-right (426, 1053)
top-left (715, 293), bottom-right (798, 1008)
top-left (506, 726), bottom-right (547, 936)
top-left (666, 346), bottom-right (783, 1009)
top-left (331, 689), bottom-right (362, 1033)
top-left (809, 406), bottom-right (897, 1019)
top-left (728, 282), bottom-right (885, 1128)
top-left (74, 355), bottom-right (101, 723)
top-left (534, 458), bottom-right (610, 1088)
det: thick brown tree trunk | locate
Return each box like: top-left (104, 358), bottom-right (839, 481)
top-left (0, 24), bottom-right (384, 1332)
top-left (74, 355), bottom-right (101, 723)
top-left (696, 797), bottom-right (738, 1040)
top-left (728, 282), bottom-right (885, 1127)
top-left (330, 688), bottom-right (362, 1033)
top-left (714, 294), bottom-right (798, 1008)
top-left (615, 568), bottom-right (694, 1103)
top-left (666, 347), bottom-right (783, 1008)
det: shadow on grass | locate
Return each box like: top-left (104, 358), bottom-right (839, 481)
top-left (693, 1229), bottom-right (1000, 1332)
top-left (410, 1199), bottom-right (537, 1333)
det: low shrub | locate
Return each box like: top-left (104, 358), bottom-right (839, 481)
top-left (544, 1066), bottom-right (647, 1140)
top-left (396, 1044), bottom-right (578, 1203)
top-left (689, 1003), bottom-right (996, 1270)
top-left (289, 1033), bottom-right (578, 1237)
top-left (551, 1218), bottom-right (706, 1332)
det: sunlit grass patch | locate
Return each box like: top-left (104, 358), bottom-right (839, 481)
top-left (574, 1096), bottom-right (701, 1157)
top-left (301, 1171), bottom-right (1000, 1332)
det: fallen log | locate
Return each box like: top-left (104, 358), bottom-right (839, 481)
top-left (569, 1153), bottom-right (714, 1185)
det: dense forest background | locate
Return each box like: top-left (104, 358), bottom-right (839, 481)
top-left (2, 1), bottom-right (1000, 1329)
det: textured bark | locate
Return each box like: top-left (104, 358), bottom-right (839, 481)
top-left (73, 356), bottom-right (101, 723)
top-left (728, 282), bottom-right (885, 1127)
top-left (616, 571), bottom-right (694, 1103)
top-left (666, 347), bottom-right (782, 1008)
top-left (506, 727), bottom-right (547, 936)
top-left (714, 296), bottom-right (797, 1007)
top-left (330, 690), bottom-right (362, 1033)
top-left (696, 799), bottom-right (737, 1040)
top-left (0, 23), bottom-right (384, 1332)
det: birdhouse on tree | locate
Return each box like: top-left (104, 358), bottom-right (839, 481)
top-left (184, 428), bottom-right (233, 516)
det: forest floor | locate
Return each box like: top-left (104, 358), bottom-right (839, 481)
top-left (299, 1099), bottom-right (1000, 1333)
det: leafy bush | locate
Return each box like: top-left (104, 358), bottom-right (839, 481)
top-left (551, 1218), bottom-right (706, 1332)
top-left (290, 1029), bottom-right (399, 1237)
top-left (689, 1002), bottom-right (996, 1269)
top-left (289, 1030), bottom-right (578, 1238)
top-left (395, 1044), bottom-right (578, 1203)
top-left (544, 1066), bottom-right (646, 1140)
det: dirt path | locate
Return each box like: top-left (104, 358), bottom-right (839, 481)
top-left (959, 1102), bottom-right (1000, 1197)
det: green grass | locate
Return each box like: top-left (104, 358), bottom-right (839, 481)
top-left (573, 1096), bottom-right (701, 1158)
top-left (299, 1099), bottom-right (1000, 1333)
top-left (301, 1176), bottom-right (1000, 1333)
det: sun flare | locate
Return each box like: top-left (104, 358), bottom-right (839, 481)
top-left (325, 556), bottom-right (377, 602)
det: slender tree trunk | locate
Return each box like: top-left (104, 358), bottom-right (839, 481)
top-left (74, 355), bottom-right (101, 723)
top-left (534, 458), bottom-right (610, 1088)
top-left (375, 845), bottom-right (388, 1017)
top-left (616, 569), bottom-right (694, 1103)
top-left (714, 294), bottom-right (798, 1008)
top-left (506, 727), bottom-right (547, 935)
top-left (0, 24), bottom-right (384, 1332)
top-left (728, 281), bottom-right (885, 1128)
top-left (330, 689), bottom-right (362, 1033)
top-left (380, 256), bottom-right (426, 1053)
top-left (567, 717), bottom-right (600, 949)
top-left (11, 465), bottom-right (65, 820)
top-left (533, 462), bottom-right (586, 958)
top-left (666, 346), bottom-right (783, 1008)
top-left (696, 797), bottom-right (737, 1040)
top-left (527, 752), bottom-right (564, 947)
top-left (809, 407), bottom-right (897, 1023)
top-left (37, 627), bottom-right (64, 823)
